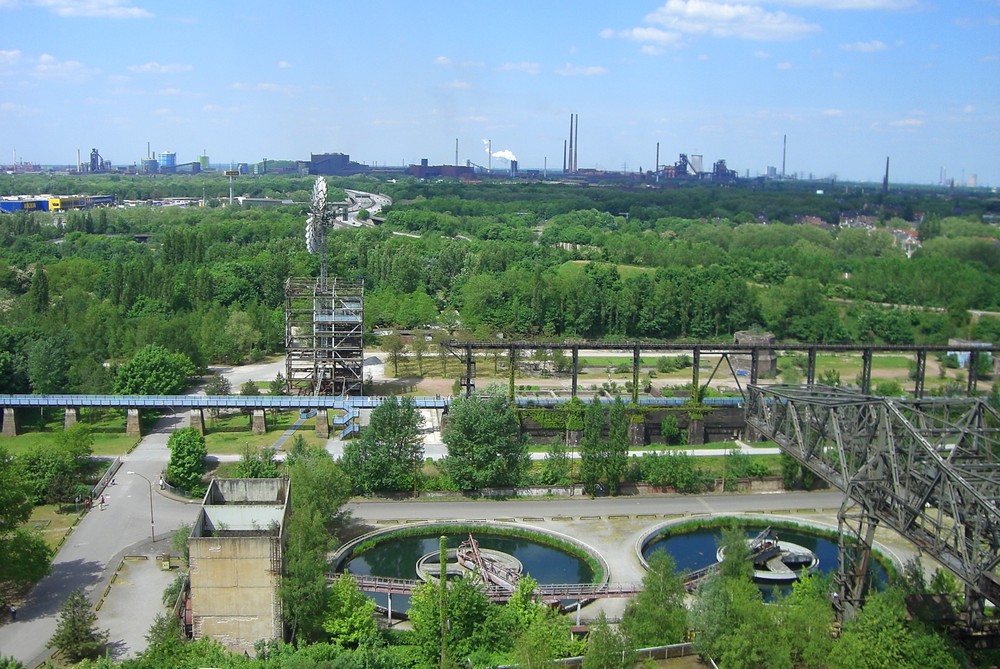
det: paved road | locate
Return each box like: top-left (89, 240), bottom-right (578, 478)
top-left (0, 416), bottom-right (202, 666)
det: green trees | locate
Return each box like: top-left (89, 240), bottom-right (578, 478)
top-left (579, 398), bottom-right (604, 495)
top-left (0, 446), bottom-right (53, 594)
top-left (829, 588), bottom-right (962, 669)
top-left (322, 573), bottom-right (377, 647)
top-left (282, 439), bottom-right (351, 644)
top-left (582, 612), bottom-right (634, 669)
top-left (113, 344), bottom-right (196, 395)
top-left (18, 424), bottom-right (94, 505)
top-left (381, 333), bottom-right (406, 376)
top-left (165, 428), bottom-right (207, 492)
top-left (235, 444), bottom-right (280, 478)
top-left (49, 589), bottom-right (108, 662)
top-left (442, 394), bottom-right (530, 490)
top-left (606, 397), bottom-right (629, 495)
top-left (342, 395), bottom-right (425, 495)
top-left (620, 550), bottom-right (688, 647)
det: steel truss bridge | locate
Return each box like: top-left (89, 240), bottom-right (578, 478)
top-left (746, 384), bottom-right (1000, 625)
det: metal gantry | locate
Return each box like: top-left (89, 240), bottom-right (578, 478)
top-left (745, 384), bottom-right (1000, 624)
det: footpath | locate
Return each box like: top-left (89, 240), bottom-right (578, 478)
top-left (0, 416), bottom-right (201, 666)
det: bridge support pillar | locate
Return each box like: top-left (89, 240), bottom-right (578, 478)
top-left (126, 409), bottom-right (142, 437)
top-left (189, 409), bottom-right (205, 435)
top-left (316, 409), bottom-right (329, 438)
top-left (64, 407), bottom-right (80, 430)
top-left (251, 409), bottom-right (267, 435)
top-left (686, 417), bottom-right (704, 446)
top-left (628, 420), bottom-right (645, 446)
top-left (387, 592), bottom-right (392, 625)
top-left (2, 408), bottom-right (18, 437)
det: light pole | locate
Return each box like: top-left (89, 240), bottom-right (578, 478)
top-left (127, 471), bottom-right (155, 542)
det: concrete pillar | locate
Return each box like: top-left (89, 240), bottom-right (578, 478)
top-left (687, 417), bottom-right (705, 446)
top-left (2, 408), bottom-right (18, 437)
top-left (628, 420), bottom-right (645, 446)
top-left (64, 407), bottom-right (80, 430)
top-left (190, 409), bottom-right (205, 435)
top-left (566, 429), bottom-right (582, 447)
top-left (315, 409), bottom-right (329, 438)
top-left (251, 409), bottom-right (267, 435)
top-left (126, 408), bottom-right (142, 437)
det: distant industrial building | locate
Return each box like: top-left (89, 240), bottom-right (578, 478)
top-left (187, 478), bottom-right (290, 656)
top-left (308, 152), bottom-right (370, 176)
top-left (408, 158), bottom-right (474, 180)
top-left (0, 194), bottom-right (115, 213)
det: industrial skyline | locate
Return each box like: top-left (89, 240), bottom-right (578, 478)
top-left (1, 0), bottom-right (997, 186)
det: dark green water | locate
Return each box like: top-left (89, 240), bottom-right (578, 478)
top-left (643, 524), bottom-right (888, 589)
top-left (344, 532), bottom-right (595, 612)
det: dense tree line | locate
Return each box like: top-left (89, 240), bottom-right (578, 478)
top-left (0, 175), bottom-right (997, 399)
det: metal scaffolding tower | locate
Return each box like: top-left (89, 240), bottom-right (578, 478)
top-left (284, 278), bottom-right (364, 396)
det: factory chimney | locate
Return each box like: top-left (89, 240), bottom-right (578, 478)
top-left (568, 114), bottom-right (574, 173)
top-left (781, 135), bottom-right (787, 179)
top-left (882, 156), bottom-right (890, 196)
top-left (455, 138), bottom-right (459, 167)
top-left (574, 114), bottom-right (579, 172)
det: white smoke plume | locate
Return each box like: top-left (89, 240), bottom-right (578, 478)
top-left (491, 149), bottom-right (517, 162)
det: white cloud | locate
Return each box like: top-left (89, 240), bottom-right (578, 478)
top-left (34, 53), bottom-right (96, 79)
top-left (157, 87), bottom-right (181, 96)
top-left (33, 0), bottom-right (152, 18)
top-left (753, 49), bottom-right (771, 58)
top-left (128, 62), bottom-right (192, 74)
top-left (889, 117), bottom-right (924, 128)
top-left (447, 80), bottom-right (470, 89)
top-left (498, 61), bottom-right (541, 74)
top-left (841, 40), bottom-right (887, 52)
top-left (963, 104), bottom-right (975, 113)
top-left (231, 81), bottom-right (300, 94)
top-left (0, 50), bottom-right (21, 67)
top-left (556, 64), bottom-right (608, 76)
top-left (769, 0), bottom-right (916, 8)
top-left (776, 61), bottom-right (792, 69)
top-left (277, 60), bottom-right (291, 69)
top-left (643, 0), bottom-right (820, 41)
top-left (822, 108), bottom-right (844, 116)
top-left (434, 56), bottom-right (451, 66)
top-left (0, 101), bottom-right (34, 115)
top-left (602, 26), bottom-right (684, 50)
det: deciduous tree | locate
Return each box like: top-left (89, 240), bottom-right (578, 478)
top-left (442, 394), bottom-right (529, 490)
top-left (165, 428), bottom-right (207, 492)
top-left (342, 395), bottom-right (424, 495)
top-left (113, 344), bottom-right (195, 395)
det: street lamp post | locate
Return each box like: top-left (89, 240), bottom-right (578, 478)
top-left (127, 471), bottom-right (155, 542)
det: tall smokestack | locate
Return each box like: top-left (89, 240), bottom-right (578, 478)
top-left (782, 134), bottom-right (787, 179)
top-left (882, 157), bottom-right (890, 196)
top-left (574, 114), bottom-right (579, 172)
top-left (568, 114), bottom-right (574, 173)
top-left (455, 138), bottom-right (459, 167)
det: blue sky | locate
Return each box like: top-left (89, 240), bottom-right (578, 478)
top-left (1, 0), bottom-right (998, 185)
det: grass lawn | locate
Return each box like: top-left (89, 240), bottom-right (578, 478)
top-left (0, 408), bottom-right (141, 457)
top-left (28, 504), bottom-right (84, 551)
top-left (201, 410), bottom-right (329, 454)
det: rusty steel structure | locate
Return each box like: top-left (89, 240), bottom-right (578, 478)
top-left (745, 384), bottom-right (1000, 625)
top-left (284, 278), bottom-right (364, 396)
top-left (446, 340), bottom-right (998, 402)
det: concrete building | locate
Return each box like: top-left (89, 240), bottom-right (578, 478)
top-left (188, 478), bottom-right (290, 656)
